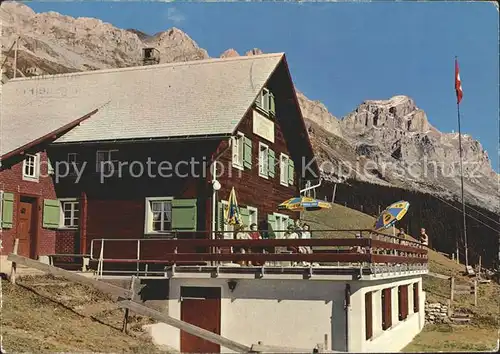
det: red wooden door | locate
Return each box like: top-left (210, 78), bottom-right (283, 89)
top-left (180, 287), bottom-right (221, 353)
top-left (18, 202), bottom-right (34, 258)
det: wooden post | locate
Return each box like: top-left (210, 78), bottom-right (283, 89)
top-left (9, 239), bottom-right (19, 284)
top-left (122, 275), bottom-right (138, 333)
top-left (473, 279), bottom-right (477, 306)
top-left (478, 256), bottom-right (481, 278)
top-left (450, 276), bottom-right (455, 304)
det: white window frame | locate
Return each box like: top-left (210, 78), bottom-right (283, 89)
top-left (231, 132), bottom-right (245, 171)
top-left (280, 153), bottom-right (290, 187)
top-left (273, 212), bottom-right (290, 239)
top-left (22, 153), bottom-right (40, 182)
top-left (247, 206), bottom-right (258, 228)
top-left (258, 142), bottom-right (269, 179)
top-left (257, 88), bottom-right (270, 112)
top-left (220, 200), bottom-right (234, 239)
top-left (59, 198), bottom-right (79, 229)
top-left (96, 149), bottom-right (119, 173)
top-left (144, 197), bottom-right (174, 234)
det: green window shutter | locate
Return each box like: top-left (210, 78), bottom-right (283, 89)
top-left (268, 149), bottom-right (275, 178)
top-left (269, 93), bottom-right (276, 116)
top-left (43, 199), bottom-right (60, 229)
top-left (172, 199), bottom-right (197, 231)
top-left (243, 137), bottom-right (252, 169)
top-left (288, 159), bottom-right (295, 185)
top-left (240, 207), bottom-right (250, 227)
top-left (266, 214), bottom-right (277, 239)
top-left (1, 192), bottom-right (14, 229)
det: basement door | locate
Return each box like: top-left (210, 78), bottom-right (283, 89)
top-left (180, 286), bottom-right (221, 353)
top-left (18, 198), bottom-right (37, 258)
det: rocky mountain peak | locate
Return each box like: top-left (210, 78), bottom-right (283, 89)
top-left (342, 95), bottom-right (434, 134)
top-left (245, 48), bottom-right (264, 56)
top-left (220, 48), bottom-right (240, 58)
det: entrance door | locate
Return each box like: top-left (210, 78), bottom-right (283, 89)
top-left (180, 286), bottom-right (221, 353)
top-left (18, 198), bottom-right (36, 258)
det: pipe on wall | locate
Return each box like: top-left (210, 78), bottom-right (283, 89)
top-left (344, 283), bottom-right (351, 352)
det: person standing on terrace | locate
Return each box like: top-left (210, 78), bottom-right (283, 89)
top-left (420, 228), bottom-right (429, 247)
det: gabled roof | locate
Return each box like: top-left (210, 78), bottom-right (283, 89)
top-left (0, 53), bottom-right (284, 153)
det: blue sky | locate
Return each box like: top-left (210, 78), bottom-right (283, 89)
top-left (27, 1), bottom-right (499, 171)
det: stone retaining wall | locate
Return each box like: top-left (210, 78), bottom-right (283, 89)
top-left (425, 301), bottom-right (450, 324)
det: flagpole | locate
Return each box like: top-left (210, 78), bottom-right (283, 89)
top-left (455, 56), bottom-right (468, 269)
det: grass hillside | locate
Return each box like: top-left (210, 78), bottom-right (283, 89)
top-left (303, 203), bottom-right (500, 352)
top-left (0, 274), bottom-right (168, 353)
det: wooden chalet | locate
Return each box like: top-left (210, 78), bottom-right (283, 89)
top-left (1, 53), bottom-right (319, 262)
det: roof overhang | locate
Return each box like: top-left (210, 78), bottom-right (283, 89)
top-left (0, 108), bottom-right (99, 162)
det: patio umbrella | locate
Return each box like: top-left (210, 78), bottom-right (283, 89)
top-left (225, 187), bottom-right (242, 225)
top-left (373, 200), bottom-right (410, 231)
top-left (278, 196), bottom-right (332, 212)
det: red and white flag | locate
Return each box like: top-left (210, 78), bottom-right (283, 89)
top-left (455, 58), bottom-right (463, 104)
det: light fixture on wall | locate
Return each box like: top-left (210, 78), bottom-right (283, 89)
top-left (227, 279), bottom-right (238, 292)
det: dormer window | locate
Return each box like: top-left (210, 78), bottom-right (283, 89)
top-left (255, 88), bottom-right (276, 117)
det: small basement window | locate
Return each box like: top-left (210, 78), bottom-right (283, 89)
top-left (398, 285), bottom-right (409, 321)
top-left (381, 288), bottom-right (392, 330)
top-left (365, 292), bottom-right (373, 340)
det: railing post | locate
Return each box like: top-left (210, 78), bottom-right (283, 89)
top-left (136, 239), bottom-right (141, 276)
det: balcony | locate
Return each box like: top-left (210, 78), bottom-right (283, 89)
top-left (88, 229), bottom-right (429, 279)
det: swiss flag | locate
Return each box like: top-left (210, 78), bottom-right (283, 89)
top-left (455, 58), bottom-right (463, 104)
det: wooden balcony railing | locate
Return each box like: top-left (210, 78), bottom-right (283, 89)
top-left (88, 229), bottom-right (428, 276)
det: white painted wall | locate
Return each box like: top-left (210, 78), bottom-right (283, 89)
top-left (163, 278), bottom-right (344, 352)
top-left (150, 275), bottom-right (426, 353)
top-left (349, 277), bottom-right (426, 353)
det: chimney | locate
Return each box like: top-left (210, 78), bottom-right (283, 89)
top-left (142, 47), bottom-right (160, 65)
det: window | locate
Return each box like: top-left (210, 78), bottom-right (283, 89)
top-left (381, 288), bottom-right (392, 330)
top-left (232, 133), bottom-right (244, 169)
top-left (67, 153), bottom-right (81, 175)
top-left (59, 199), bottom-right (79, 228)
top-left (22, 153), bottom-right (39, 180)
top-left (145, 198), bottom-right (173, 233)
top-left (398, 285), bottom-right (409, 321)
top-left (259, 143), bottom-right (269, 178)
top-left (219, 200), bottom-right (234, 239)
top-left (96, 150), bottom-right (118, 173)
top-left (248, 206), bottom-right (258, 227)
top-left (413, 283), bottom-right (419, 313)
top-left (255, 88), bottom-right (275, 116)
top-left (365, 292), bottom-right (373, 340)
top-left (273, 213), bottom-right (289, 238)
top-left (280, 153), bottom-right (289, 186)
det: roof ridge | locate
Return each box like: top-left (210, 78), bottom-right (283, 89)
top-left (8, 52), bottom-right (285, 83)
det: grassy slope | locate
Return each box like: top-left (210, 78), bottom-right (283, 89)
top-left (303, 204), bottom-right (500, 352)
top-left (1, 275), bottom-right (167, 353)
